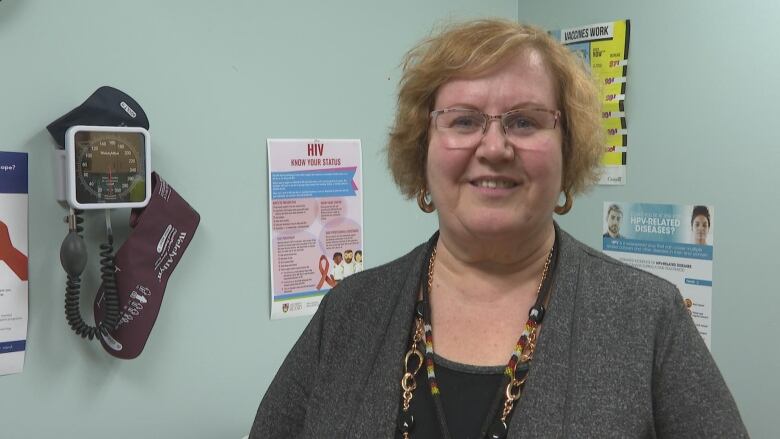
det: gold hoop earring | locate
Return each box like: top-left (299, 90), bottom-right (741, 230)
top-left (554, 189), bottom-right (573, 215)
top-left (417, 187), bottom-right (435, 213)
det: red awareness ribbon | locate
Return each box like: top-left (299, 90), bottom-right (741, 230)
top-left (317, 255), bottom-right (336, 290)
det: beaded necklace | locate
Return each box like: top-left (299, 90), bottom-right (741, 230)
top-left (398, 232), bottom-right (558, 439)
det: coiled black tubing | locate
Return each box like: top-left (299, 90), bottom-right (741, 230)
top-left (62, 210), bottom-right (120, 340)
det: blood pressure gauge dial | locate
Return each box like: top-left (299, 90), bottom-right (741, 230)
top-left (64, 125), bottom-right (151, 210)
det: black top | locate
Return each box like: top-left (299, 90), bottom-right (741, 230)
top-left (395, 355), bottom-right (506, 439)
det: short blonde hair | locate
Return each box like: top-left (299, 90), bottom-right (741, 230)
top-left (387, 19), bottom-right (603, 201)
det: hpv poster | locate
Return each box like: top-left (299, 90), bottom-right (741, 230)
top-left (267, 139), bottom-right (363, 319)
top-left (0, 151), bottom-right (28, 375)
top-left (551, 20), bottom-right (630, 185)
top-left (602, 202), bottom-right (714, 348)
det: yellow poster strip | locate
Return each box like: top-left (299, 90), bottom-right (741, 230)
top-left (553, 20), bottom-right (630, 185)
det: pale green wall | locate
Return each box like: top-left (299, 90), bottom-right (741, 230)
top-left (0, 1), bottom-right (517, 438)
top-left (518, 1), bottom-right (779, 437)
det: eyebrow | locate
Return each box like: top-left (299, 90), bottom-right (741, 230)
top-left (508, 101), bottom-right (555, 110)
top-left (436, 101), bottom-right (555, 112)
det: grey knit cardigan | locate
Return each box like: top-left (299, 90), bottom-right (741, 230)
top-left (251, 228), bottom-right (748, 438)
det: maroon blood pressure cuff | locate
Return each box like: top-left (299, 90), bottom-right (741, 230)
top-left (93, 172), bottom-right (200, 359)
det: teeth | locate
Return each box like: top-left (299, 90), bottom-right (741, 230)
top-left (476, 179), bottom-right (515, 188)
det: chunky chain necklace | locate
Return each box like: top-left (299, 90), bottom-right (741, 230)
top-left (398, 233), bottom-right (557, 439)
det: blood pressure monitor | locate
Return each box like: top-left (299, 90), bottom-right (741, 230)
top-left (64, 125), bottom-right (151, 210)
top-left (48, 88), bottom-right (158, 345)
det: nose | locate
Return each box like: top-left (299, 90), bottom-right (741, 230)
top-left (476, 118), bottom-right (513, 161)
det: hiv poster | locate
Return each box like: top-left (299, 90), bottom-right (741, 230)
top-left (267, 139), bottom-right (363, 319)
top-left (551, 20), bottom-right (630, 185)
top-left (601, 202), bottom-right (714, 348)
top-left (0, 151), bottom-right (28, 375)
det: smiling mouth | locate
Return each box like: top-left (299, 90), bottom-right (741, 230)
top-left (471, 178), bottom-right (518, 189)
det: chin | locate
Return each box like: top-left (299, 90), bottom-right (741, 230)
top-left (461, 217), bottom-right (535, 240)
top-left (444, 205), bottom-right (551, 239)
top-left (468, 225), bottom-right (513, 238)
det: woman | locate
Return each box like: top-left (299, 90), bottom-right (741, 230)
top-left (691, 205), bottom-right (711, 245)
top-left (251, 20), bottom-right (746, 438)
top-left (354, 250), bottom-right (364, 273)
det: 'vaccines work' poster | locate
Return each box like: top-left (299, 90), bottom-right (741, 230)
top-left (552, 20), bottom-right (631, 185)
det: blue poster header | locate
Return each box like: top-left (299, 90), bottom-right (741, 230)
top-left (603, 202), bottom-right (714, 245)
top-left (271, 168), bottom-right (357, 200)
top-left (0, 152), bottom-right (28, 194)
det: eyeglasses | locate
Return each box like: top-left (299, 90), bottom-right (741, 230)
top-left (429, 107), bottom-right (561, 149)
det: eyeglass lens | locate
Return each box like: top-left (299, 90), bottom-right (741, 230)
top-left (434, 109), bottom-right (558, 149)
